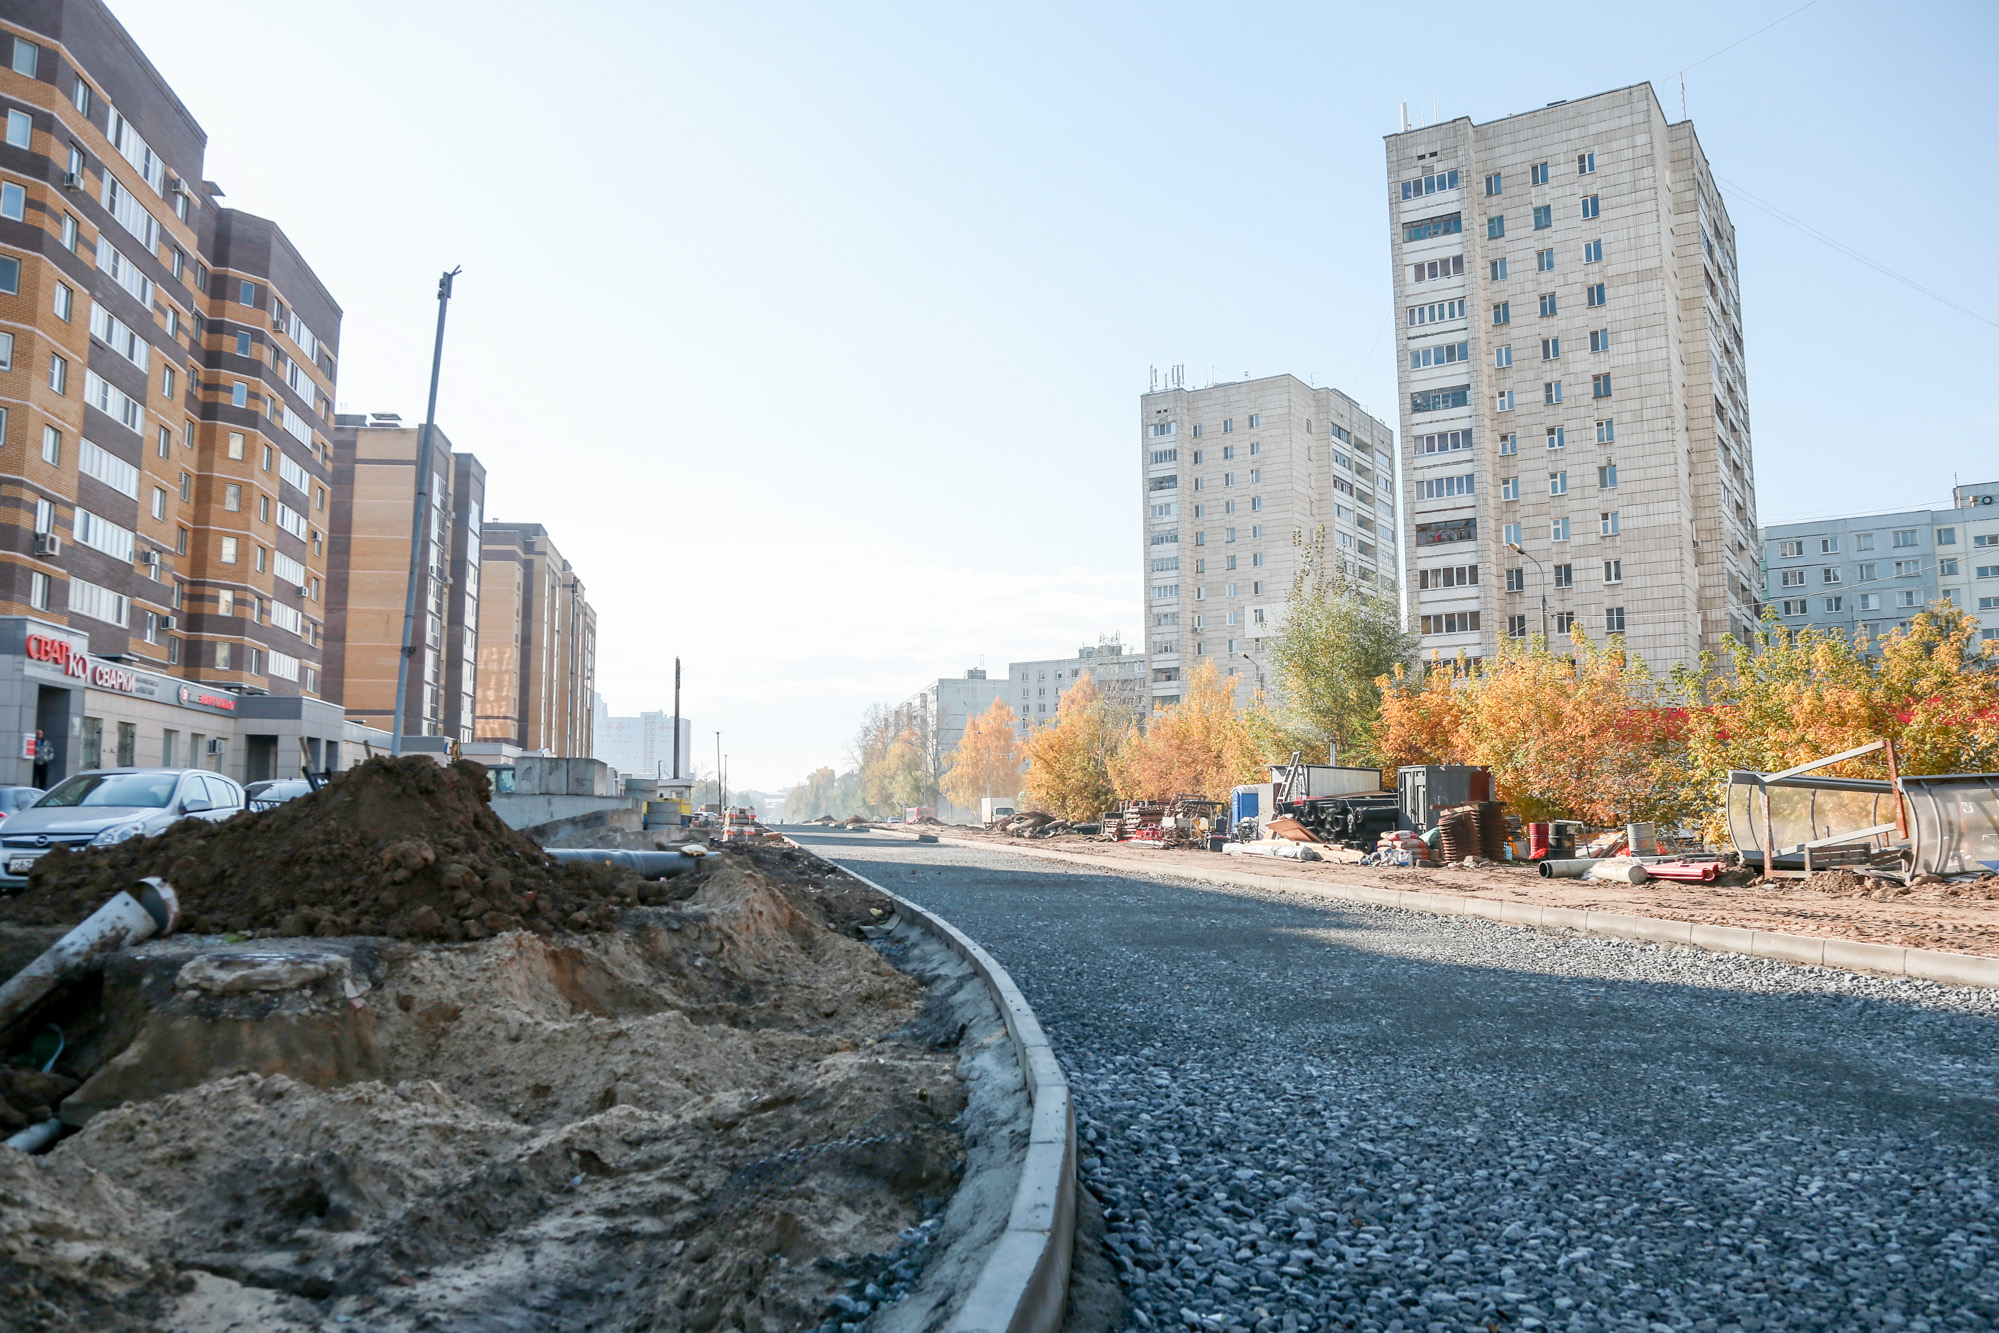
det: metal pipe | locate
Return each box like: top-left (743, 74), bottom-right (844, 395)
top-left (542, 849), bottom-right (696, 879)
top-left (0, 879), bottom-right (178, 1042)
top-left (5, 1118), bottom-right (62, 1154)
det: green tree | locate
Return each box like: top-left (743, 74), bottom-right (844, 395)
top-left (1019, 672), bottom-right (1126, 820)
top-left (784, 766), bottom-right (838, 820)
top-left (1270, 528), bottom-right (1414, 766)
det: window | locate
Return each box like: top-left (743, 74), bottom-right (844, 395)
top-left (2, 109), bottom-right (26, 150)
top-left (1577, 151), bottom-right (1597, 175)
top-left (224, 483), bottom-right (242, 512)
top-left (1591, 373), bottom-right (1612, 399)
top-left (1780, 569), bottom-right (1806, 588)
top-left (151, 486), bottom-right (167, 520)
top-left (1503, 522), bottom-right (1521, 546)
top-left (235, 330), bottom-right (253, 358)
top-left (66, 576), bottom-right (129, 628)
top-left (1221, 445), bottom-right (1234, 460)
top-left (53, 282), bottom-right (73, 322)
top-left (1583, 239), bottom-right (1602, 264)
top-left (1589, 328), bottom-right (1610, 353)
top-left (28, 571), bottom-right (49, 610)
top-left (1536, 248), bottom-right (1555, 273)
top-left (231, 382), bottom-right (248, 408)
top-left (1416, 429), bottom-right (1474, 455)
top-left (1498, 432), bottom-right (1518, 455)
top-left (48, 354), bottom-right (67, 394)
top-left (1410, 385), bottom-right (1471, 413)
top-left (41, 425), bottom-right (60, 465)
top-left (72, 508), bottom-right (134, 561)
top-left (1820, 536), bottom-right (1840, 554)
top-left (1551, 517), bottom-right (1570, 541)
top-left (1506, 568), bottom-right (1525, 591)
top-left (1418, 473), bottom-right (1475, 499)
top-left (1530, 162), bottom-right (1549, 186)
top-left (1532, 205), bottom-right (1552, 230)
top-left (1489, 258), bottom-right (1507, 281)
top-left (1541, 336), bottom-right (1560, 360)
top-left (1553, 611), bottom-right (1576, 634)
top-left (220, 535), bottom-right (238, 564)
top-left (1420, 611), bottom-right (1480, 635)
top-left (1778, 539), bottom-right (1803, 558)
top-left (239, 280), bottom-right (257, 306)
top-left (258, 494), bottom-right (272, 523)
top-left (1979, 535), bottom-right (1999, 548)
top-left (1893, 559), bottom-right (1922, 577)
top-left (0, 255), bottom-right (17, 293)
top-left (1544, 380), bottom-right (1562, 404)
top-left (1247, 415), bottom-right (1258, 427)
top-left (1486, 215), bottom-right (1505, 239)
top-left (1977, 565), bottom-right (1999, 579)
top-left (1937, 527), bottom-right (1957, 544)
top-left (1581, 195), bottom-right (1600, 219)
top-left (1552, 562), bottom-right (1573, 588)
top-left (1825, 596), bottom-right (1844, 613)
top-left (1500, 476), bottom-right (1520, 500)
top-left (1603, 605), bottom-right (1625, 633)
top-left (1411, 255), bottom-right (1465, 283)
top-left (1495, 388), bottom-right (1514, 412)
top-left (1417, 565), bottom-right (1478, 589)
top-left (1586, 283), bottom-right (1606, 309)
top-left (1250, 496), bottom-right (1262, 512)
top-left (1897, 589), bottom-right (1920, 608)
top-left (79, 438), bottom-right (138, 497)
top-left (1549, 471), bottom-right (1568, 496)
top-left (161, 365), bottom-right (175, 399)
top-left (1892, 528), bottom-right (1918, 548)
top-left (1403, 213), bottom-right (1462, 242)
top-left (1538, 292), bottom-right (1557, 318)
top-left (1603, 559), bottom-right (1622, 584)
top-left (1492, 301), bottom-right (1511, 326)
top-left (1855, 533), bottom-right (1875, 551)
top-left (0, 181), bottom-right (25, 221)
top-left (178, 470), bottom-right (192, 501)
top-left (1409, 340), bottom-right (1470, 368)
top-left (1597, 463), bottom-right (1617, 488)
top-left (1484, 173), bottom-right (1502, 195)
top-left (1858, 562), bottom-right (1877, 581)
top-left (1600, 511), bottom-right (1620, 536)
top-left (0, 330), bottom-right (12, 369)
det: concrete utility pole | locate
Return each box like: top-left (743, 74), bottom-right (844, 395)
top-left (391, 267), bottom-right (460, 756)
top-left (671, 657), bottom-right (682, 780)
top-left (715, 732), bottom-right (723, 809)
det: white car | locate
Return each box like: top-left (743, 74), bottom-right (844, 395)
top-left (0, 768), bottom-right (246, 888)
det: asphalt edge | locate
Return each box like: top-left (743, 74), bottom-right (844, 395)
top-left (916, 834), bottom-right (1999, 991)
top-left (787, 837), bottom-right (1077, 1333)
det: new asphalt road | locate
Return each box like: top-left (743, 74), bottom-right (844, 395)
top-left (790, 829), bottom-right (1999, 1333)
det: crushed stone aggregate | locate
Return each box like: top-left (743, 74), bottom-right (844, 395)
top-left (793, 831), bottom-right (1999, 1333)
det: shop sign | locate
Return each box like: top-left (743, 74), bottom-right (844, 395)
top-left (175, 684), bottom-right (237, 713)
top-left (23, 633), bottom-right (235, 714)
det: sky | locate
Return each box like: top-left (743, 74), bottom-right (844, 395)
top-left (113, 0), bottom-right (1999, 790)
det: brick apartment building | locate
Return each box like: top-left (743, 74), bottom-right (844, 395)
top-left (475, 521), bottom-right (594, 755)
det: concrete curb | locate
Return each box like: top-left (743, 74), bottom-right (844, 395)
top-left (920, 836), bottom-right (1999, 991)
top-left (788, 839), bottom-right (1075, 1333)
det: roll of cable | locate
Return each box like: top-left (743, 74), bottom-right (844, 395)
top-left (1437, 807), bottom-right (1478, 863)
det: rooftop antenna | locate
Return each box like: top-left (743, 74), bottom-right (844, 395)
top-left (1399, 101), bottom-right (1410, 132)
top-left (1679, 72), bottom-right (1687, 119)
top-left (1149, 365), bottom-right (1158, 392)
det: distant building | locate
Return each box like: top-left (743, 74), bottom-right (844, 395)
top-left (475, 523), bottom-right (595, 754)
top-left (1760, 481), bottom-right (1999, 645)
top-left (1007, 637), bottom-right (1146, 740)
top-left (592, 694), bottom-right (693, 778)
top-left (893, 668), bottom-right (1007, 823)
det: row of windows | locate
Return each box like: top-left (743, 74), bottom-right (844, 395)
top-left (1501, 514), bottom-right (1622, 544)
top-left (1483, 156), bottom-right (1595, 197)
top-left (1485, 197), bottom-right (1598, 238)
top-left (1411, 255), bottom-right (1464, 284)
top-left (1409, 340), bottom-right (1469, 369)
top-left (1492, 329), bottom-right (1611, 366)
top-left (1190, 443), bottom-right (1259, 463)
top-left (1403, 212), bottom-right (1463, 243)
top-left (1500, 606), bottom-right (1624, 637)
top-left (1774, 529), bottom-right (1926, 557)
top-left (1408, 298), bottom-right (1465, 327)
top-left (1415, 429), bottom-right (1473, 455)
top-left (1494, 376), bottom-right (1612, 411)
top-left (1417, 473), bottom-right (1474, 500)
top-left (1400, 168), bottom-right (1460, 199)
top-left (1491, 287), bottom-right (1607, 324)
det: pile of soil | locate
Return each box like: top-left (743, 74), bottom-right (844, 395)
top-left (0, 757), bottom-right (661, 942)
top-left (4, 850), bottom-right (968, 1332)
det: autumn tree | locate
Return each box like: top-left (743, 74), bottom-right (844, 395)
top-left (942, 696), bottom-right (1026, 812)
top-left (1270, 529), bottom-right (1414, 765)
top-left (1110, 659), bottom-right (1289, 801)
top-left (784, 766), bottom-right (839, 820)
top-left (1019, 671), bottom-right (1126, 820)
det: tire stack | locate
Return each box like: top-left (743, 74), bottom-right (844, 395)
top-left (1474, 801), bottom-right (1508, 861)
top-left (1437, 806), bottom-right (1478, 863)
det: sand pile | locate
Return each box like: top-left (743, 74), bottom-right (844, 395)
top-left (3, 847), bottom-right (969, 1332)
top-left (0, 757), bottom-right (661, 942)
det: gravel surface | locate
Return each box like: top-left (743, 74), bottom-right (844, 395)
top-left (791, 829), bottom-right (1999, 1333)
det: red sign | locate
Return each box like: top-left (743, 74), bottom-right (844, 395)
top-left (25, 633), bottom-right (88, 679)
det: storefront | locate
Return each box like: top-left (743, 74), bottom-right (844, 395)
top-left (0, 616), bottom-right (388, 790)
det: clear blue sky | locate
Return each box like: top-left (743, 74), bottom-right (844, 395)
top-left (117, 0), bottom-right (1999, 789)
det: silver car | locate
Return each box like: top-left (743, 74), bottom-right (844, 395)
top-left (0, 768), bottom-right (246, 887)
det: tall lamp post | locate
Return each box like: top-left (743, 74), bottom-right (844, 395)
top-left (391, 267), bottom-right (461, 756)
top-left (1507, 541), bottom-right (1549, 643)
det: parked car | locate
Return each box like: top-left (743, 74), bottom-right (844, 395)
top-left (0, 786), bottom-right (43, 821)
top-left (244, 778), bottom-right (316, 811)
top-left (0, 769), bottom-right (247, 888)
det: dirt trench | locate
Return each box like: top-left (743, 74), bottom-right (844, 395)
top-left (0, 842), bottom-right (972, 1333)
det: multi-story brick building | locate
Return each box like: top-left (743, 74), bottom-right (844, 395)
top-left (1761, 481), bottom-right (1999, 647)
top-left (0, 0), bottom-right (350, 786)
top-left (1006, 638), bottom-right (1147, 740)
top-left (1386, 85), bottom-right (1760, 671)
top-left (1137, 373), bottom-right (1397, 709)
top-left (325, 413), bottom-right (484, 743)
top-left (475, 521), bottom-right (594, 754)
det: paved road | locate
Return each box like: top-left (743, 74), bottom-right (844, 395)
top-left (790, 829), bottom-right (1999, 1333)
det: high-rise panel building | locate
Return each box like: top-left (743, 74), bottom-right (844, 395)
top-left (1138, 373), bottom-right (1397, 710)
top-left (1386, 85), bottom-right (1759, 670)
top-left (476, 521), bottom-right (594, 754)
top-left (1006, 639), bottom-right (1146, 741)
top-left (592, 693), bottom-right (693, 779)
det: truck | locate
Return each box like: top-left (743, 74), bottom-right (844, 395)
top-left (980, 796), bottom-right (1017, 824)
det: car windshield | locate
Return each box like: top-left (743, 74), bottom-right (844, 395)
top-left (36, 772), bottom-right (180, 809)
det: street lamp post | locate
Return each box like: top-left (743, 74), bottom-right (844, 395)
top-left (390, 267), bottom-right (461, 756)
top-left (1507, 541), bottom-right (1549, 643)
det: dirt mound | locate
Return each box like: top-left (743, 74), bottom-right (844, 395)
top-left (0, 757), bottom-right (660, 942)
top-left (0, 1149), bottom-right (179, 1331)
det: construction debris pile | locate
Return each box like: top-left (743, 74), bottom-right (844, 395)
top-left (991, 811), bottom-right (1076, 840)
top-left (0, 795), bottom-right (970, 1332)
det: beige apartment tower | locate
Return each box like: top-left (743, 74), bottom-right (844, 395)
top-left (1138, 373), bottom-right (1398, 709)
top-left (476, 521), bottom-right (595, 755)
top-left (1386, 84), bottom-right (1759, 671)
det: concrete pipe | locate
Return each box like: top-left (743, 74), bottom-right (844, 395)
top-left (1585, 859), bottom-right (1650, 884)
top-left (542, 849), bottom-right (696, 880)
top-left (1537, 859), bottom-right (1601, 878)
top-left (0, 878), bottom-right (179, 1043)
top-left (4, 1117), bottom-right (62, 1154)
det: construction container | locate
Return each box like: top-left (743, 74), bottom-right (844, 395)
top-left (1275, 765), bottom-right (1386, 798)
top-left (1397, 766), bottom-right (1493, 832)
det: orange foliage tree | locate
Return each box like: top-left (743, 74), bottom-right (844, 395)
top-left (1019, 671), bottom-right (1126, 820)
top-left (942, 696), bottom-right (1026, 812)
top-left (1110, 660), bottom-right (1291, 801)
